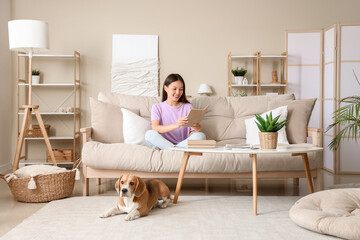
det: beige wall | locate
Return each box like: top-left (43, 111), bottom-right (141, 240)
top-left (3, 0), bottom-right (360, 167)
top-left (0, 0), bottom-right (13, 171)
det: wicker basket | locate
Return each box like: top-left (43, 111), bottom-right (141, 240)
top-left (25, 125), bottom-right (50, 138)
top-left (1, 160), bottom-right (80, 203)
top-left (259, 132), bottom-right (278, 149)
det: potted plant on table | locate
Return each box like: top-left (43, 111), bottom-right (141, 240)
top-left (231, 67), bottom-right (247, 85)
top-left (32, 69), bottom-right (40, 84)
top-left (255, 112), bottom-right (288, 149)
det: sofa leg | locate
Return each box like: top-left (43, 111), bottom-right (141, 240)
top-left (83, 163), bottom-right (89, 196)
top-left (96, 178), bottom-right (101, 185)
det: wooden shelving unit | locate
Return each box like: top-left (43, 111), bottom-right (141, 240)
top-left (228, 51), bottom-right (288, 96)
top-left (16, 51), bottom-right (81, 165)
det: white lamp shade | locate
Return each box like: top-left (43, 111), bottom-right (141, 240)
top-left (198, 83), bottom-right (212, 94)
top-left (8, 19), bottom-right (49, 53)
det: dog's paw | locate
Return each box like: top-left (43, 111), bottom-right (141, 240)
top-left (159, 202), bottom-right (168, 209)
top-left (125, 214), bottom-right (136, 221)
top-left (99, 213), bottom-right (109, 218)
top-left (159, 197), bottom-right (170, 209)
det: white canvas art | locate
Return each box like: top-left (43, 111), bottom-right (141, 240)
top-left (111, 34), bottom-right (159, 96)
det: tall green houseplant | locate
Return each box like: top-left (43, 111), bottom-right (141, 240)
top-left (326, 70), bottom-right (360, 150)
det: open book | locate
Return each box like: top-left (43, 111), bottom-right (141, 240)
top-left (184, 105), bottom-right (209, 127)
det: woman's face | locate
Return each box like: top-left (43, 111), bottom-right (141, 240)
top-left (164, 80), bottom-right (184, 102)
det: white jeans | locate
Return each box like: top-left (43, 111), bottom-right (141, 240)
top-left (145, 130), bottom-right (206, 150)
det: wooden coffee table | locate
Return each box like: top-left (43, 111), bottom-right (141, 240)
top-left (170, 144), bottom-right (323, 215)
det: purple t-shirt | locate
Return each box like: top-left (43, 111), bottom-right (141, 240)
top-left (151, 101), bottom-right (193, 144)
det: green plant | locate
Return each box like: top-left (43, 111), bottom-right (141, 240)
top-left (231, 67), bottom-right (247, 77)
top-left (255, 111), bottom-right (288, 132)
top-left (234, 90), bottom-right (247, 97)
top-left (32, 69), bottom-right (40, 75)
top-left (326, 70), bottom-right (360, 150)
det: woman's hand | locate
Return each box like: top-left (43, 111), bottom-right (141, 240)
top-left (176, 116), bottom-right (188, 128)
top-left (191, 123), bottom-right (202, 132)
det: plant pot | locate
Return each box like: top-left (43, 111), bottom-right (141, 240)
top-left (32, 75), bottom-right (40, 84)
top-left (259, 132), bottom-right (278, 149)
top-left (235, 76), bottom-right (244, 85)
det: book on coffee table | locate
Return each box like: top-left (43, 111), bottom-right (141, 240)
top-left (187, 140), bottom-right (216, 148)
top-left (184, 105), bottom-right (209, 127)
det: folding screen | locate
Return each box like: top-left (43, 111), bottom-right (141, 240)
top-left (286, 31), bottom-right (323, 131)
top-left (338, 25), bottom-right (360, 173)
top-left (323, 25), bottom-right (336, 172)
top-left (286, 24), bottom-right (360, 174)
top-left (112, 34), bottom-right (159, 96)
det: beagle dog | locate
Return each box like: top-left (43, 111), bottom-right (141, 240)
top-left (99, 174), bottom-right (171, 221)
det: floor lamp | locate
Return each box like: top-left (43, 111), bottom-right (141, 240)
top-left (8, 19), bottom-right (57, 172)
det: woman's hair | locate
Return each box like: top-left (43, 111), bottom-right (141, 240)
top-left (162, 73), bottom-right (190, 103)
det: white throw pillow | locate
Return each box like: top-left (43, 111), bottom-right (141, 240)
top-left (121, 108), bottom-right (151, 146)
top-left (245, 106), bottom-right (289, 145)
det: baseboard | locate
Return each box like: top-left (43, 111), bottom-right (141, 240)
top-left (0, 163), bottom-right (12, 174)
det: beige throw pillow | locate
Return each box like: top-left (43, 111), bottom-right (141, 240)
top-left (90, 98), bottom-right (139, 143)
top-left (267, 99), bottom-right (316, 144)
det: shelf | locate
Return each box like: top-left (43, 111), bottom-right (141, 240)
top-left (18, 54), bottom-right (75, 58)
top-left (261, 84), bottom-right (287, 87)
top-left (19, 83), bottom-right (78, 86)
top-left (232, 84), bottom-right (258, 87)
top-left (260, 55), bottom-right (287, 59)
top-left (231, 55), bottom-right (257, 59)
top-left (19, 112), bottom-right (78, 115)
top-left (25, 136), bottom-right (77, 140)
top-left (228, 51), bottom-right (288, 96)
top-left (19, 159), bottom-right (76, 167)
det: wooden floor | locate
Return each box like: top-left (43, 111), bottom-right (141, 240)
top-left (1, 168), bottom-right (360, 237)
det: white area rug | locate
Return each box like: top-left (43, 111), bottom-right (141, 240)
top-left (1, 196), bottom-right (338, 240)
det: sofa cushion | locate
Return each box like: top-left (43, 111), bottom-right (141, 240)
top-left (190, 94), bottom-right (295, 141)
top-left (121, 108), bottom-right (151, 146)
top-left (82, 142), bottom-right (322, 173)
top-left (268, 99), bottom-right (316, 144)
top-left (98, 92), bottom-right (161, 122)
top-left (245, 106), bottom-right (289, 145)
top-left (90, 98), bottom-right (139, 143)
top-left (289, 188), bottom-right (360, 240)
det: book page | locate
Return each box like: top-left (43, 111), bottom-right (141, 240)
top-left (183, 105), bottom-right (209, 127)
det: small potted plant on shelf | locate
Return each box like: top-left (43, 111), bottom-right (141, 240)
top-left (255, 112), bottom-right (288, 149)
top-left (231, 67), bottom-right (247, 85)
top-left (32, 69), bottom-right (40, 84)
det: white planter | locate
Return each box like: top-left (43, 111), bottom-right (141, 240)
top-left (235, 76), bottom-right (244, 85)
top-left (32, 75), bottom-right (40, 84)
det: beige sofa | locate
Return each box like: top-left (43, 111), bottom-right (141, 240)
top-left (81, 92), bottom-right (323, 196)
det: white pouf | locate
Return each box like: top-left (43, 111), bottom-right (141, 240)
top-left (289, 188), bottom-right (360, 240)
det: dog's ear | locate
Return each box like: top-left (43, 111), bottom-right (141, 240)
top-left (115, 175), bottom-right (123, 194)
top-left (134, 177), bottom-right (146, 197)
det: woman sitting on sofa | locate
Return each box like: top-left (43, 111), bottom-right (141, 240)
top-left (145, 73), bottom-right (206, 150)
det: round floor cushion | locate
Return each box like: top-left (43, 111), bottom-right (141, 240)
top-left (289, 188), bottom-right (360, 240)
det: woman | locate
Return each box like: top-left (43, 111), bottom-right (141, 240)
top-left (145, 73), bottom-right (206, 150)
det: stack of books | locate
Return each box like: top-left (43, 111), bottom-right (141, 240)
top-left (187, 140), bottom-right (216, 148)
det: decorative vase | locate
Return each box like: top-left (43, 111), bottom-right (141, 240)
top-left (32, 75), bottom-right (40, 84)
top-left (259, 132), bottom-right (278, 149)
top-left (235, 76), bottom-right (244, 85)
top-left (242, 77), bottom-right (248, 85)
